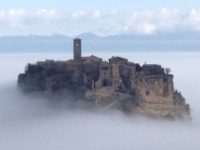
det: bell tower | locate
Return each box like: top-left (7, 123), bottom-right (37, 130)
top-left (73, 38), bottom-right (82, 61)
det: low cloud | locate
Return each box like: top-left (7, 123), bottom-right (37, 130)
top-left (0, 8), bottom-right (200, 36)
top-left (71, 10), bottom-right (87, 19)
top-left (184, 9), bottom-right (200, 31)
top-left (0, 9), bottom-right (26, 27)
top-left (35, 9), bottom-right (62, 20)
top-left (0, 53), bottom-right (200, 150)
top-left (109, 8), bottom-right (180, 35)
top-left (92, 10), bottom-right (101, 18)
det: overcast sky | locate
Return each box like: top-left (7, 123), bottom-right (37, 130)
top-left (1, 0), bottom-right (200, 36)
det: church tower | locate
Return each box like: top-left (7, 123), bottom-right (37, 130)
top-left (73, 38), bottom-right (82, 61)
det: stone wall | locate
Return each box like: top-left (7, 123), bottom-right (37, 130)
top-left (95, 80), bottom-right (101, 89)
top-left (83, 62), bottom-right (100, 82)
top-left (109, 56), bottom-right (128, 65)
top-left (141, 102), bottom-right (190, 118)
top-left (99, 62), bottom-right (111, 86)
top-left (119, 64), bottom-right (136, 79)
top-left (132, 75), bottom-right (174, 103)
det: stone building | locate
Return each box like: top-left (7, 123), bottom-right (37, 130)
top-left (18, 38), bottom-right (190, 119)
top-left (35, 38), bottom-right (170, 95)
top-left (109, 56), bottom-right (128, 64)
top-left (70, 38), bottom-right (167, 91)
top-left (35, 38), bottom-right (175, 101)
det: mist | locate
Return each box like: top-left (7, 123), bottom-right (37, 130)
top-left (0, 52), bottom-right (200, 150)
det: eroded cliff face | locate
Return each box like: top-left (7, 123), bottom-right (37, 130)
top-left (85, 75), bottom-right (191, 120)
top-left (132, 75), bottom-right (174, 102)
top-left (132, 75), bottom-right (190, 119)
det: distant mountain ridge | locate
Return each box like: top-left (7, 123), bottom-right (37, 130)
top-left (0, 32), bottom-right (200, 53)
top-left (74, 33), bottom-right (103, 40)
top-left (1, 31), bottom-right (200, 41)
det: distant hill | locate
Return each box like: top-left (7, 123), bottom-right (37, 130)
top-left (105, 31), bottom-right (200, 41)
top-left (0, 32), bottom-right (200, 53)
top-left (74, 33), bottom-right (102, 40)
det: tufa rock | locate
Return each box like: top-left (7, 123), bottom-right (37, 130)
top-left (17, 38), bottom-right (191, 120)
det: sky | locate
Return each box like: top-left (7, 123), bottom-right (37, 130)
top-left (1, 0), bottom-right (200, 12)
top-left (1, 0), bottom-right (200, 36)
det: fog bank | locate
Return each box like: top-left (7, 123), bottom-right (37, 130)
top-left (0, 53), bottom-right (200, 150)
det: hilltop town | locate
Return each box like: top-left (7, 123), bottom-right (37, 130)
top-left (18, 38), bottom-right (191, 120)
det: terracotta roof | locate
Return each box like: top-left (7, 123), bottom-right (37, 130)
top-left (109, 56), bottom-right (128, 60)
top-left (88, 55), bottom-right (101, 59)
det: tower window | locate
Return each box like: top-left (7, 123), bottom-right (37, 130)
top-left (76, 43), bottom-right (79, 46)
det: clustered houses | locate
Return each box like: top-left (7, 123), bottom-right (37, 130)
top-left (18, 38), bottom-right (190, 119)
top-left (70, 38), bottom-right (174, 101)
top-left (37, 38), bottom-right (173, 100)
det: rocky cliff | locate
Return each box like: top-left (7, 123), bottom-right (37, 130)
top-left (18, 60), bottom-right (191, 120)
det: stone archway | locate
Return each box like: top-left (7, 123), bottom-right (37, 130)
top-left (103, 79), bottom-right (108, 87)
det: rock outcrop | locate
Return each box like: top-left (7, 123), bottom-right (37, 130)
top-left (17, 38), bottom-right (191, 120)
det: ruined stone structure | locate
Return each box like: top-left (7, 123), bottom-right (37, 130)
top-left (18, 38), bottom-right (191, 120)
